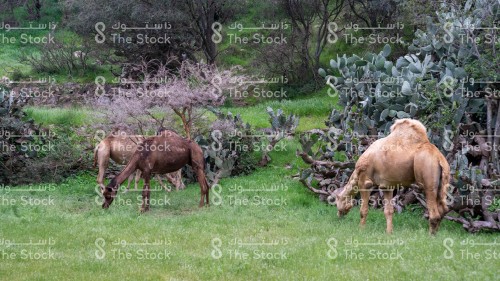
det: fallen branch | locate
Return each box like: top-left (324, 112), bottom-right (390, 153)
top-left (299, 178), bottom-right (331, 196)
top-left (445, 214), bottom-right (500, 233)
top-left (297, 151), bottom-right (355, 169)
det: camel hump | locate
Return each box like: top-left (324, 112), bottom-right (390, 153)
top-left (157, 128), bottom-right (181, 138)
top-left (390, 118), bottom-right (427, 135)
top-left (157, 127), bottom-right (180, 135)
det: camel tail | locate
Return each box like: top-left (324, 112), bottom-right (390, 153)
top-left (437, 157), bottom-right (450, 207)
top-left (200, 170), bottom-right (211, 206)
top-left (108, 153), bottom-right (140, 188)
top-left (93, 145), bottom-right (99, 168)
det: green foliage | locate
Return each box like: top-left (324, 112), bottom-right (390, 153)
top-left (10, 68), bottom-right (28, 81)
top-left (0, 94), bottom-right (91, 184)
top-left (318, 0), bottom-right (499, 164)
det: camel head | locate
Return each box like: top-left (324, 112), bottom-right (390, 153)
top-left (102, 180), bottom-right (119, 209)
top-left (335, 169), bottom-right (361, 218)
top-left (334, 184), bottom-right (355, 218)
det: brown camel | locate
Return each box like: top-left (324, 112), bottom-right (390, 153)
top-left (102, 129), bottom-right (210, 212)
top-left (94, 133), bottom-right (184, 193)
top-left (94, 133), bottom-right (142, 192)
top-left (335, 119), bottom-right (450, 235)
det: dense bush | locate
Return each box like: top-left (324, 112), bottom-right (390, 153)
top-left (0, 87), bottom-right (91, 185)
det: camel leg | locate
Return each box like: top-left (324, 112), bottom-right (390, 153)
top-left (189, 143), bottom-right (210, 207)
top-left (124, 170), bottom-right (141, 193)
top-left (383, 190), bottom-right (395, 234)
top-left (415, 152), bottom-right (445, 234)
top-left (134, 170), bottom-right (141, 191)
top-left (437, 186), bottom-right (449, 219)
top-left (359, 180), bottom-right (373, 227)
top-left (156, 174), bottom-right (171, 192)
top-left (205, 176), bottom-right (210, 206)
top-left (195, 168), bottom-right (209, 207)
top-left (123, 173), bottom-right (134, 193)
top-left (437, 200), bottom-right (447, 219)
top-left (141, 172), bottom-right (151, 213)
top-left (96, 148), bottom-right (110, 193)
top-left (359, 189), bottom-right (370, 227)
top-left (165, 170), bottom-right (184, 191)
top-left (424, 187), bottom-right (441, 235)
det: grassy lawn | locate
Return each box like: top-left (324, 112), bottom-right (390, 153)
top-left (222, 87), bottom-right (336, 132)
top-left (24, 106), bottom-right (90, 126)
top-left (0, 138), bottom-right (498, 280)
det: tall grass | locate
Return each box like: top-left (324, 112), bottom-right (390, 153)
top-left (24, 106), bottom-right (90, 126)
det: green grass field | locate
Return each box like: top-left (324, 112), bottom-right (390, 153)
top-left (3, 2), bottom-right (499, 280)
top-left (1, 136), bottom-right (498, 280)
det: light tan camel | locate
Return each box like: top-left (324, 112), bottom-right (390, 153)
top-left (102, 129), bottom-right (210, 212)
top-left (335, 119), bottom-right (450, 235)
top-left (94, 133), bottom-right (184, 193)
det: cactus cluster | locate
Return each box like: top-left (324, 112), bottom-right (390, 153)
top-left (266, 107), bottom-right (299, 135)
top-left (192, 108), bottom-right (256, 184)
top-left (258, 107), bottom-right (299, 166)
